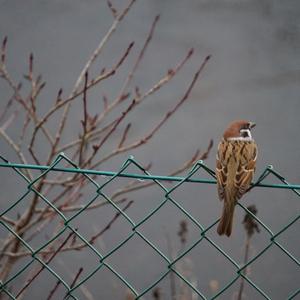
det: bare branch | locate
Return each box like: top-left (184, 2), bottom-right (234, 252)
top-left (42, 141), bottom-right (213, 214)
top-left (0, 110), bottom-right (18, 131)
top-left (83, 99), bottom-right (136, 168)
top-left (93, 15), bottom-right (160, 129)
top-left (70, 267), bottom-right (83, 289)
top-left (0, 92), bottom-right (18, 123)
top-left (72, 0), bottom-right (136, 94)
top-left (2, 200), bottom-right (133, 258)
top-left (0, 216), bottom-right (16, 226)
top-left (29, 42), bottom-right (134, 154)
top-left (0, 128), bottom-right (32, 179)
top-left (78, 72), bottom-right (89, 166)
top-left (90, 53), bottom-right (209, 169)
top-left (0, 64), bottom-right (54, 147)
top-left (15, 232), bottom-right (75, 298)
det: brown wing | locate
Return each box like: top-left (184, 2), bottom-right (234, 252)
top-left (216, 140), bottom-right (257, 201)
top-left (216, 140), bottom-right (229, 201)
top-left (234, 141), bottom-right (257, 199)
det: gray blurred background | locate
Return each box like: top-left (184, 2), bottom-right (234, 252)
top-left (0, 0), bottom-right (299, 299)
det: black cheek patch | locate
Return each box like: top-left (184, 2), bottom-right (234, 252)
top-left (241, 131), bottom-right (249, 138)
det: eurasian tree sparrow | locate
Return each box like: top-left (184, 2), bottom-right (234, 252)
top-left (216, 120), bottom-right (257, 236)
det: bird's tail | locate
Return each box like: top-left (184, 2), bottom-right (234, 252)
top-left (217, 200), bottom-right (235, 237)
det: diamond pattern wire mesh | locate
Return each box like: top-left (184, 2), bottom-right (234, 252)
top-left (0, 153), bottom-right (299, 299)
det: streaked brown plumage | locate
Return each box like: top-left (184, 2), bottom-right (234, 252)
top-left (216, 120), bottom-right (257, 236)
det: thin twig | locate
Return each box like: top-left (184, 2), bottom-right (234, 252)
top-left (15, 232), bottom-right (75, 298)
top-left (29, 41), bottom-right (134, 157)
top-left (83, 99), bottom-right (136, 168)
top-left (46, 280), bottom-right (61, 300)
top-left (70, 267), bottom-right (83, 288)
top-left (31, 141), bottom-right (212, 215)
top-left (95, 14), bottom-right (160, 128)
top-left (107, 0), bottom-right (117, 18)
top-left (57, 258), bottom-right (94, 300)
top-left (49, 0), bottom-right (136, 167)
top-left (0, 36), bottom-right (8, 64)
top-left (0, 128), bottom-right (32, 179)
top-left (1, 199), bottom-right (132, 258)
top-left (79, 72), bottom-right (89, 166)
top-left (72, 0), bottom-right (136, 94)
top-left (0, 63), bottom-right (54, 148)
top-left (0, 216), bottom-right (16, 226)
top-left (90, 53), bottom-right (210, 169)
top-left (118, 123), bottom-right (131, 149)
top-left (55, 119), bottom-right (119, 155)
top-left (0, 93), bottom-right (17, 123)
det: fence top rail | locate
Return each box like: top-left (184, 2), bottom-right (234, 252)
top-left (0, 161), bottom-right (299, 190)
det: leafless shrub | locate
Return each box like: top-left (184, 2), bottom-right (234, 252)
top-left (0, 1), bottom-right (211, 298)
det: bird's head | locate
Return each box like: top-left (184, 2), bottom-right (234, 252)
top-left (223, 120), bottom-right (256, 141)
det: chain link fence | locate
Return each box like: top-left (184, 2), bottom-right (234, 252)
top-left (0, 153), bottom-right (299, 299)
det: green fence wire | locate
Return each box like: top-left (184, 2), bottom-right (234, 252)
top-left (0, 153), bottom-right (299, 299)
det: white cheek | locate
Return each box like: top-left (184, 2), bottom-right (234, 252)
top-left (228, 137), bottom-right (253, 141)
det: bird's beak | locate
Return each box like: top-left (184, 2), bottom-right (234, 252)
top-left (249, 122), bottom-right (256, 129)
